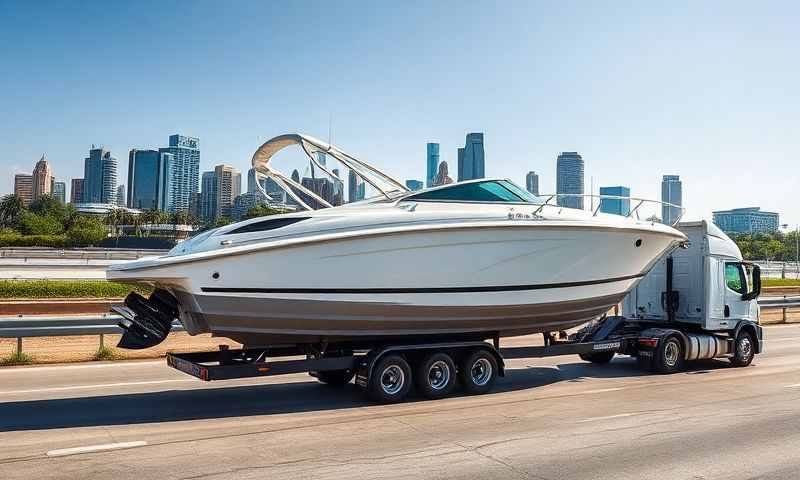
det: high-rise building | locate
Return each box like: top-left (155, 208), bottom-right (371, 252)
top-left (32, 155), bottom-right (54, 201)
top-left (525, 171), bottom-right (539, 196)
top-left (232, 191), bottom-right (270, 220)
top-left (458, 133), bottom-right (485, 182)
top-left (116, 185), bottom-right (126, 207)
top-left (70, 179), bottom-right (84, 204)
top-left (348, 170), bottom-right (366, 202)
top-left (13, 174), bottom-right (33, 207)
top-left (712, 207), bottom-right (779, 234)
top-left (214, 165), bottom-right (241, 218)
top-left (159, 135), bottom-right (199, 212)
top-left (433, 161), bottom-right (454, 186)
top-left (84, 147), bottom-right (118, 204)
top-left (661, 175), bottom-right (682, 225)
top-left (128, 149), bottom-right (175, 211)
top-left (599, 186), bottom-right (630, 216)
top-left (556, 152), bottom-right (584, 209)
top-left (247, 168), bottom-right (286, 203)
top-left (405, 179), bottom-right (423, 191)
top-left (200, 171), bottom-right (217, 221)
top-left (53, 181), bottom-right (66, 204)
top-left (157, 153), bottom-right (175, 211)
top-left (426, 143), bottom-right (439, 188)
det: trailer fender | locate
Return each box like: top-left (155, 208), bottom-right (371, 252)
top-left (732, 321), bottom-right (763, 354)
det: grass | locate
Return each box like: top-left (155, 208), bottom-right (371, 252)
top-left (0, 351), bottom-right (34, 365)
top-left (0, 280), bottom-right (152, 299)
top-left (93, 345), bottom-right (125, 361)
top-left (763, 278), bottom-right (800, 287)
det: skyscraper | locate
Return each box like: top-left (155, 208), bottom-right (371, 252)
top-left (247, 168), bottom-right (286, 203)
top-left (433, 161), bottom-right (454, 186)
top-left (661, 175), bottom-right (682, 225)
top-left (348, 170), bottom-right (366, 202)
top-left (70, 179), bottom-right (84, 204)
top-left (426, 143), bottom-right (439, 188)
top-left (157, 153), bottom-right (175, 211)
top-left (116, 185), bottom-right (126, 207)
top-left (556, 152), bottom-right (584, 209)
top-left (84, 147), bottom-right (118, 204)
top-left (405, 179), bottom-right (423, 191)
top-left (214, 165), bottom-right (241, 218)
top-left (32, 155), bottom-right (54, 201)
top-left (525, 171), bottom-right (539, 196)
top-left (599, 186), bottom-right (630, 216)
top-left (13, 174), bottom-right (33, 207)
top-left (200, 171), bottom-right (217, 221)
top-left (128, 149), bottom-right (174, 211)
top-left (159, 135), bottom-right (199, 212)
top-left (458, 133), bottom-right (485, 182)
top-left (53, 181), bottom-right (66, 204)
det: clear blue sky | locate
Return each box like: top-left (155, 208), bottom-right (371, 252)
top-left (1, 1), bottom-right (797, 224)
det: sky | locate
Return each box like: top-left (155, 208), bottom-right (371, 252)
top-left (0, 1), bottom-right (798, 224)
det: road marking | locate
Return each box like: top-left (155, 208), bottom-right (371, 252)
top-left (0, 379), bottom-right (195, 395)
top-left (0, 360), bottom-right (163, 374)
top-left (785, 383), bottom-right (800, 388)
top-left (576, 412), bottom-right (638, 423)
top-left (47, 441), bottom-right (147, 457)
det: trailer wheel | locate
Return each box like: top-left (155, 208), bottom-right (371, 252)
top-left (730, 330), bottom-right (755, 368)
top-left (415, 352), bottom-right (456, 399)
top-left (459, 349), bottom-right (498, 395)
top-left (579, 351), bottom-right (615, 364)
top-left (653, 335), bottom-right (684, 374)
top-left (313, 369), bottom-right (355, 387)
top-left (368, 354), bottom-right (412, 403)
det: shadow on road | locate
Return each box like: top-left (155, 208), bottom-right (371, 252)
top-left (0, 356), bottom-right (733, 432)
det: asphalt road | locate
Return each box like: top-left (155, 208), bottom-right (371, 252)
top-left (0, 325), bottom-right (799, 480)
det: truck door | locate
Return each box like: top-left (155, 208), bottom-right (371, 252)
top-left (723, 262), bottom-right (751, 322)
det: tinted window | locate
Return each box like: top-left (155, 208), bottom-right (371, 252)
top-left (407, 181), bottom-right (528, 203)
top-left (228, 217), bottom-right (307, 235)
top-left (725, 263), bottom-right (745, 294)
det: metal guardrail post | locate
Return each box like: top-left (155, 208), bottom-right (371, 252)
top-left (100, 333), bottom-right (104, 349)
top-left (17, 337), bottom-right (22, 355)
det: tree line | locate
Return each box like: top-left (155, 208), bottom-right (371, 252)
top-left (730, 231), bottom-right (800, 262)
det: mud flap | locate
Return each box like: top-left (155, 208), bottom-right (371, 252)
top-left (115, 289), bottom-right (179, 349)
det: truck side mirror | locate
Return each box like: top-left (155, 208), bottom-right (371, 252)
top-left (741, 264), bottom-right (761, 301)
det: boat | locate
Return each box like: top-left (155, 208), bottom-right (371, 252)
top-left (106, 133), bottom-right (687, 350)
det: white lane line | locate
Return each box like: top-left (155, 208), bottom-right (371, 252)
top-left (0, 379), bottom-right (195, 395)
top-left (576, 412), bottom-right (638, 423)
top-left (47, 441), bottom-right (147, 457)
top-left (0, 360), bottom-right (163, 374)
top-left (785, 383), bottom-right (800, 388)
top-left (576, 387), bottom-right (627, 395)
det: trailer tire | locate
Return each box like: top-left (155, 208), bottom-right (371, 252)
top-left (313, 369), bottom-right (355, 387)
top-left (653, 335), bottom-right (684, 374)
top-left (459, 349), bottom-right (498, 395)
top-left (415, 352), bottom-right (457, 399)
top-left (368, 354), bottom-right (412, 403)
top-left (579, 351), bottom-right (615, 364)
top-left (730, 330), bottom-right (755, 368)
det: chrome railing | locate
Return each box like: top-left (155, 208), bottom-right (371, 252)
top-left (535, 194), bottom-right (686, 226)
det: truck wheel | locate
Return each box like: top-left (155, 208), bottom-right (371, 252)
top-left (653, 335), bottom-right (685, 374)
top-left (368, 354), bottom-right (412, 403)
top-left (415, 352), bottom-right (456, 399)
top-left (579, 351), bottom-right (615, 364)
top-left (313, 369), bottom-right (355, 387)
top-left (730, 330), bottom-right (755, 368)
top-left (459, 349), bottom-right (498, 395)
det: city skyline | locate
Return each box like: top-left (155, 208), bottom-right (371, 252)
top-left (1, 2), bottom-right (797, 223)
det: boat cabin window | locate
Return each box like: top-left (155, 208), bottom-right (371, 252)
top-left (405, 180), bottom-right (541, 204)
top-left (228, 217), bottom-right (308, 235)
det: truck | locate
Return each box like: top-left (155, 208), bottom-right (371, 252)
top-left (166, 220), bottom-right (763, 403)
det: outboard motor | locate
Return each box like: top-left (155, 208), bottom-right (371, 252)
top-left (112, 289), bottom-right (179, 349)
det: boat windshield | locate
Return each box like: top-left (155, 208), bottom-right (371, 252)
top-left (404, 180), bottom-right (544, 204)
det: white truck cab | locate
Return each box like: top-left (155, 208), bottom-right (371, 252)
top-left (623, 220), bottom-right (761, 330)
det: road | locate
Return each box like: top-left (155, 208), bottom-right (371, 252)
top-left (0, 325), bottom-right (798, 480)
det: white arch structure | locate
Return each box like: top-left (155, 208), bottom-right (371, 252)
top-left (250, 133), bottom-right (409, 210)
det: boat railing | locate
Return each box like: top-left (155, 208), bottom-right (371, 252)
top-left (535, 193), bottom-right (686, 226)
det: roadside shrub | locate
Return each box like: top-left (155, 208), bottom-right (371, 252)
top-left (66, 216), bottom-right (107, 246)
top-left (0, 280), bottom-right (151, 298)
top-left (20, 212), bottom-right (65, 236)
top-left (0, 233), bottom-right (70, 247)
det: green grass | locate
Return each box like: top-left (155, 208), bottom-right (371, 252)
top-left (0, 280), bottom-right (152, 299)
top-left (0, 351), bottom-right (33, 365)
top-left (93, 345), bottom-right (125, 361)
top-left (763, 278), bottom-right (800, 287)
